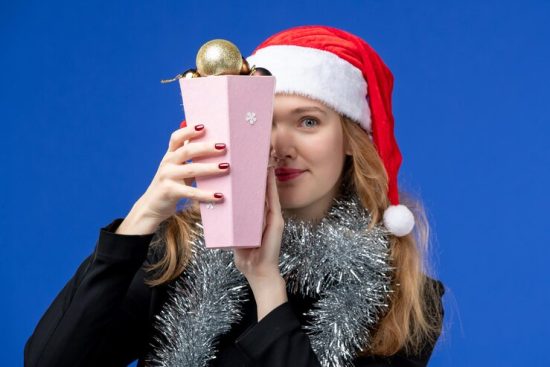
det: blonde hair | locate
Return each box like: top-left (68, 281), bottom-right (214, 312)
top-left (340, 116), bottom-right (443, 356)
top-left (146, 115), bottom-right (443, 356)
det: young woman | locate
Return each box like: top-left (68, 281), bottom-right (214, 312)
top-left (25, 26), bottom-right (444, 367)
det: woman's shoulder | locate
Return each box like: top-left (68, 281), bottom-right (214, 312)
top-left (427, 276), bottom-right (445, 297)
top-left (424, 275), bottom-right (445, 321)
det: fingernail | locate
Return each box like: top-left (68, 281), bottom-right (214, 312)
top-left (214, 193), bottom-right (224, 199)
top-left (215, 143), bottom-right (226, 150)
top-left (218, 163), bottom-right (230, 169)
top-left (195, 124), bottom-right (204, 131)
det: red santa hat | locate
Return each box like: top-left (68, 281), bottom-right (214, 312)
top-left (246, 25), bottom-right (415, 237)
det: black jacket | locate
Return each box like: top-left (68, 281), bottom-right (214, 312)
top-left (25, 218), bottom-right (444, 367)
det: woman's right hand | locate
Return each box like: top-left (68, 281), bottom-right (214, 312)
top-left (116, 123), bottom-right (229, 235)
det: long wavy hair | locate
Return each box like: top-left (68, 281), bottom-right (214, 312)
top-left (145, 114), bottom-right (443, 356)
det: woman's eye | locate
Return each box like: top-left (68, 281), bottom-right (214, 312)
top-left (301, 118), bottom-right (318, 128)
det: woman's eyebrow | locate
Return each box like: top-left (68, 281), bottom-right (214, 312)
top-left (289, 106), bottom-right (327, 115)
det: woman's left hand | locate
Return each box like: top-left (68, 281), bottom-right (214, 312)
top-left (234, 167), bottom-right (287, 320)
top-left (234, 166), bottom-right (284, 281)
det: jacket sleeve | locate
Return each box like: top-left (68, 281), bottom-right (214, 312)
top-left (234, 280), bottom-right (445, 367)
top-left (234, 301), bottom-right (321, 367)
top-left (355, 280), bottom-right (445, 367)
top-left (24, 218), bottom-right (156, 367)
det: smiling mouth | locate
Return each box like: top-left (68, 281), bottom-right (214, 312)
top-left (275, 170), bottom-right (305, 182)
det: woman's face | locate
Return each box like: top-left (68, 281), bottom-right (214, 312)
top-left (270, 94), bottom-right (350, 221)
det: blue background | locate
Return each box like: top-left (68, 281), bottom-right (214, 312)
top-left (2, 1), bottom-right (549, 366)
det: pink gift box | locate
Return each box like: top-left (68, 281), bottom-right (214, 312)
top-left (179, 75), bottom-right (276, 249)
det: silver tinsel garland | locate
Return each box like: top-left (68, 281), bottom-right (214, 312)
top-left (146, 193), bottom-right (393, 367)
top-left (146, 227), bottom-right (248, 367)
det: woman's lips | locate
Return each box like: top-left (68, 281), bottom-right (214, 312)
top-left (275, 168), bottom-right (306, 182)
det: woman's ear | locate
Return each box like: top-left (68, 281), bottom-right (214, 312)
top-left (340, 116), bottom-right (353, 156)
top-left (344, 136), bottom-right (353, 156)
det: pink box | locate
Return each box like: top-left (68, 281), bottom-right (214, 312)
top-left (179, 75), bottom-right (276, 249)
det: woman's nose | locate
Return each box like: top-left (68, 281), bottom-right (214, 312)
top-left (270, 126), bottom-right (297, 161)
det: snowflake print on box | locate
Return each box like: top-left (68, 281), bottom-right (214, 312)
top-left (246, 112), bottom-right (257, 125)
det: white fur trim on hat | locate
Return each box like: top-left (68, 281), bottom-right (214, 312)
top-left (383, 204), bottom-right (415, 237)
top-left (247, 45), bottom-right (372, 131)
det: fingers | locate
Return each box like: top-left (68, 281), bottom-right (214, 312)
top-left (167, 123), bottom-right (206, 152)
top-left (165, 161), bottom-right (230, 180)
top-left (166, 141), bottom-right (227, 164)
top-left (264, 167), bottom-right (283, 229)
top-left (154, 162), bottom-right (227, 203)
top-left (163, 124), bottom-right (228, 185)
top-left (266, 167), bottom-right (281, 213)
top-left (168, 181), bottom-right (225, 203)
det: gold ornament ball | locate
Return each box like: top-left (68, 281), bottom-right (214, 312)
top-left (196, 39), bottom-right (243, 76)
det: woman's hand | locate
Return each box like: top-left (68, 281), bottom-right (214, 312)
top-left (116, 123), bottom-right (229, 235)
top-left (234, 167), bottom-right (288, 319)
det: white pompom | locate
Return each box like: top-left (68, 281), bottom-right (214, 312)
top-left (383, 205), bottom-right (415, 237)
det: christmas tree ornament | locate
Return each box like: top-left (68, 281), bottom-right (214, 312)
top-left (250, 66), bottom-right (272, 76)
top-left (183, 69), bottom-right (201, 79)
top-left (196, 39), bottom-right (243, 76)
top-left (240, 57), bottom-right (251, 74)
top-left (160, 68), bottom-right (200, 84)
top-left (162, 39), bottom-right (271, 83)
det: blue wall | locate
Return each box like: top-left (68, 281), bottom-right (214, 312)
top-left (2, 1), bottom-right (549, 365)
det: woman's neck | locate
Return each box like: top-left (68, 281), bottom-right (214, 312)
top-left (282, 179), bottom-right (344, 223)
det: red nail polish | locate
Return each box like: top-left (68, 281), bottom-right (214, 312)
top-left (195, 124), bottom-right (204, 131)
top-left (218, 163), bottom-right (230, 169)
top-left (214, 193), bottom-right (224, 199)
top-left (215, 143), bottom-right (226, 150)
